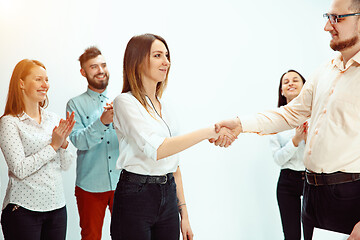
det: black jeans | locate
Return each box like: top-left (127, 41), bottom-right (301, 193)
top-left (302, 178), bottom-right (360, 240)
top-left (110, 172), bottom-right (180, 240)
top-left (277, 169), bottom-right (305, 240)
top-left (1, 204), bottom-right (67, 240)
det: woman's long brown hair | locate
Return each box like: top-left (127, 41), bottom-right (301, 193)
top-left (122, 34), bottom-right (170, 115)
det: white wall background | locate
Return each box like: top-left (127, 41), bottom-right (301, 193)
top-left (0, 0), bottom-right (335, 239)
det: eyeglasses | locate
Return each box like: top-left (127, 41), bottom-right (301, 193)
top-left (323, 12), bottom-right (360, 24)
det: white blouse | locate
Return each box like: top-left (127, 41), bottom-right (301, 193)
top-left (269, 129), bottom-right (306, 171)
top-left (0, 108), bottom-right (74, 211)
top-left (113, 92), bottom-right (180, 175)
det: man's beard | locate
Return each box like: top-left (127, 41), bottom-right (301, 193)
top-left (330, 35), bottom-right (358, 51)
top-left (87, 73), bottom-right (109, 90)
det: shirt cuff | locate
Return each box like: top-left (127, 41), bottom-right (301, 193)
top-left (93, 118), bottom-right (110, 132)
top-left (44, 144), bottom-right (57, 159)
top-left (142, 133), bottom-right (166, 161)
top-left (59, 147), bottom-right (74, 170)
top-left (285, 138), bottom-right (299, 152)
top-left (240, 115), bottom-right (261, 133)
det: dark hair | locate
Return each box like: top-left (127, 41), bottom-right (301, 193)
top-left (277, 69), bottom-right (306, 107)
top-left (122, 33), bottom-right (170, 114)
top-left (79, 46), bottom-right (102, 68)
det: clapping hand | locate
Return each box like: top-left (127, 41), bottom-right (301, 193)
top-left (100, 102), bottom-right (114, 125)
top-left (292, 121), bottom-right (308, 147)
top-left (50, 111), bottom-right (76, 151)
top-left (104, 102), bottom-right (113, 111)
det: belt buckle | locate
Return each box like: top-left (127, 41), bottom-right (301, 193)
top-left (313, 174), bottom-right (318, 186)
top-left (306, 169), bottom-right (318, 186)
top-left (160, 174), bottom-right (167, 184)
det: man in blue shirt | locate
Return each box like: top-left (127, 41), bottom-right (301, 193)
top-left (66, 46), bottom-right (120, 240)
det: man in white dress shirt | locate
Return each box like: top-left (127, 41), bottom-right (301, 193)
top-left (213, 0), bottom-right (360, 239)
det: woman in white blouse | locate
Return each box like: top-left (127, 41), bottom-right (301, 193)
top-left (269, 70), bottom-right (307, 240)
top-left (110, 34), bottom-right (235, 240)
top-left (0, 59), bottom-right (75, 240)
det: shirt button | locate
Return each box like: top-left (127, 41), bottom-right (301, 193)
top-left (86, 116), bottom-right (89, 119)
top-left (101, 100), bottom-right (104, 103)
top-left (110, 170), bottom-right (112, 172)
top-left (308, 150), bottom-right (312, 155)
top-left (108, 156), bottom-right (111, 159)
top-left (101, 137), bottom-right (103, 140)
top-left (315, 129), bottom-right (319, 134)
top-left (107, 141), bottom-right (110, 144)
top-left (330, 88), bottom-right (334, 95)
top-left (323, 109), bottom-right (327, 114)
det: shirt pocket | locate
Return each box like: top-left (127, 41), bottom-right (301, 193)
top-left (118, 180), bottom-right (147, 196)
top-left (82, 109), bottom-right (102, 126)
top-left (328, 180), bottom-right (360, 201)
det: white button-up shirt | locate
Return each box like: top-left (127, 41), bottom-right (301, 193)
top-left (113, 92), bottom-right (180, 175)
top-left (241, 51), bottom-right (360, 173)
top-left (0, 109), bottom-right (74, 211)
top-left (269, 129), bottom-right (306, 171)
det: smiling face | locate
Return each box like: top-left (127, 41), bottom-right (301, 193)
top-left (142, 39), bottom-right (170, 85)
top-left (281, 71), bottom-right (304, 103)
top-left (20, 66), bottom-right (49, 105)
top-left (81, 55), bottom-right (109, 92)
top-left (324, 0), bottom-right (360, 52)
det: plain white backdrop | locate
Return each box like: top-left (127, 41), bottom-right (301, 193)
top-left (0, 0), bottom-right (335, 239)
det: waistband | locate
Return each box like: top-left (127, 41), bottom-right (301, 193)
top-left (120, 170), bottom-right (174, 184)
top-left (305, 169), bottom-right (360, 186)
top-left (280, 169), bottom-right (305, 180)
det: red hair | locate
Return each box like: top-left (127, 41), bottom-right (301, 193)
top-left (2, 59), bottom-right (48, 118)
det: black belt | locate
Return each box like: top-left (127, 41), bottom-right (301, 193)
top-left (305, 170), bottom-right (360, 186)
top-left (120, 170), bottom-right (173, 184)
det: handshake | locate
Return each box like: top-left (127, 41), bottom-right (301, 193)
top-left (209, 117), bottom-right (243, 148)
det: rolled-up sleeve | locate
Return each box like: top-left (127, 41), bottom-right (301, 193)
top-left (241, 78), bottom-right (313, 135)
top-left (269, 134), bottom-right (298, 166)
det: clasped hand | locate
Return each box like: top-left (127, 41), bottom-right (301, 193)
top-left (209, 117), bottom-right (243, 147)
top-left (209, 127), bottom-right (236, 148)
top-left (50, 111), bottom-right (76, 151)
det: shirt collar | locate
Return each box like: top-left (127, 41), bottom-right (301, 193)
top-left (332, 51), bottom-right (360, 71)
top-left (18, 112), bottom-right (30, 121)
top-left (86, 87), bottom-right (109, 101)
top-left (18, 107), bottom-right (47, 122)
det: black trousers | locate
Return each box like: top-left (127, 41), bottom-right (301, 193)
top-left (277, 169), bottom-right (305, 240)
top-left (1, 204), bottom-right (67, 240)
top-left (110, 172), bottom-right (180, 240)
top-left (302, 178), bottom-right (360, 240)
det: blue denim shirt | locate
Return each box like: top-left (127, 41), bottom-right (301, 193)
top-left (66, 88), bottom-right (120, 192)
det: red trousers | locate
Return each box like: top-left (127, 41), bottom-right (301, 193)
top-left (75, 186), bottom-right (115, 240)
